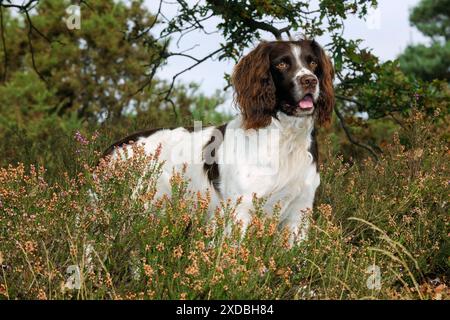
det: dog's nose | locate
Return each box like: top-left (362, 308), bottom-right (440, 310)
top-left (299, 75), bottom-right (318, 88)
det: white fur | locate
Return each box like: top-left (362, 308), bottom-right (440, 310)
top-left (291, 44), bottom-right (320, 102)
top-left (108, 43), bottom-right (326, 244)
top-left (110, 112), bottom-right (320, 245)
top-left (219, 113), bottom-right (319, 243)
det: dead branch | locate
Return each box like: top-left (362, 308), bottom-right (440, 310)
top-left (1, 0), bottom-right (64, 82)
top-left (334, 100), bottom-right (380, 161)
top-left (207, 0), bottom-right (292, 40)
top-left (127, 0), bottom-right (163, 41)
top-left (0, 6), bottom-right (7, 82)
top-left (159, 46), bottom-right (225, 100)
top-left (24, 10), bottom-right (46, 82)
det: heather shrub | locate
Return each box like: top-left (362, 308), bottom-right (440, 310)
top-left (0, 111), bottom-right (448, 300)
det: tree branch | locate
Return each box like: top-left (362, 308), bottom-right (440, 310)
top-left (336, 94), bottom-right (364, 108)
top-left (159, 46), bottom-right (225, 100)
top-left (131, 40), bottom-right (170, 97)
top-left (241, 18), bottom-right (286, 40)
top-left (334, 102), bottom-right (380, 161)
top-left (0, 0), bottom-right (39, 11)
top-left (1, 0), bottom-right (64, 82)
top-left (207, 0), bottom-right (291, 40)
top-left (127, 0), bottom-right (163, 41)
top-left (0, 5), bottom-right (7, 82)
top-left (24, 10), bottom-right (46, 82)
top-left (166, 51), bottom-right (201, 63)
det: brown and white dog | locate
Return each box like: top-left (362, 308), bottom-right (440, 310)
top-left (104, 39), bottom-right (335, 244)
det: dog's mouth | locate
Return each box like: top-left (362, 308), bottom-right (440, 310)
top-left (282, 94), bottom-right (315, 112)
top-left (297, 94), bottom-right (314, 110)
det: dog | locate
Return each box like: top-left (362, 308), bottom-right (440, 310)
top-left (102, 39), bottom-right (335, 244)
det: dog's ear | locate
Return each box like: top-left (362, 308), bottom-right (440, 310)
top-left (231, 42), bottom-right (276, 130)
top-left (313, 41), bottom-right (335, 126)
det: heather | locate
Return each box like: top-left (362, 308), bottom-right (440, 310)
top-left (0, 0), bottom-right (449, 300)
top-left (0, 111), bottom-right (448, 300)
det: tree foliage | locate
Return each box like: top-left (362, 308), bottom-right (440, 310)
top-left (399, 0), bottom-right (450, 82)
top-left (409, 0), bottom-right (450, 41)
top-left (120, 0), bottom-right (450, 157)
top-left (0, 0), bottom-right (448, 160)
top-left (0, 0), bottom-right (226, 141)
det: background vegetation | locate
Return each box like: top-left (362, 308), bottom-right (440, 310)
top-left (0, 0), bottom-right (448, 299)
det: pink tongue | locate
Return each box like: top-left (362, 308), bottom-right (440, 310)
top-left (299, 96), bottom-right (314, 109)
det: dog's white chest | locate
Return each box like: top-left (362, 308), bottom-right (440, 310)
top-left (217, 114), bottom-right (320, 212)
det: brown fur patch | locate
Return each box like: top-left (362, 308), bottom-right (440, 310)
top-left (311, 40), bottom-right (335, 125)
top-left (231, 42), bottom-right (277, 130)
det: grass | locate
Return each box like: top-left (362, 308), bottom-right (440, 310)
top-left (0, 111), bottom-right (448, 300)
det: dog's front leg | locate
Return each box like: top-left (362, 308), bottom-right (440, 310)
top-left (223, 197), bottom-right (253, 241)
top-left (280, 198), bottom-right (313, 246)
top-left (235, 201), bottom-right (254, 236)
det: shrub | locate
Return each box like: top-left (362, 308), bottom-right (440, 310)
top-left (0, 111), bottom-right (448, 300)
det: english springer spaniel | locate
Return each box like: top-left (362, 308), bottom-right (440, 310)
top-left (103, 39), bottom-right (335, 244)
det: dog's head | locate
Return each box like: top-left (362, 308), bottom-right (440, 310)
top-left (232, 39), bottom-right (335, 129)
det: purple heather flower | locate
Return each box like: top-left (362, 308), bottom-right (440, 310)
top-left (74, 130), bottom-right (89, 146)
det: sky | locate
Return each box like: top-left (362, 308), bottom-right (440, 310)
top-left (144, 0), bottom-right (429, 103)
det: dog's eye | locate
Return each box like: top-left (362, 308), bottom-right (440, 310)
top-left (275, 62), bottom-right (289, 70)
top-left (310, 61), bottom-right (318, 69)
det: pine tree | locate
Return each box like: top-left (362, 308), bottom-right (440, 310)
top-left (399, 0), bottom-right (450, 82)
